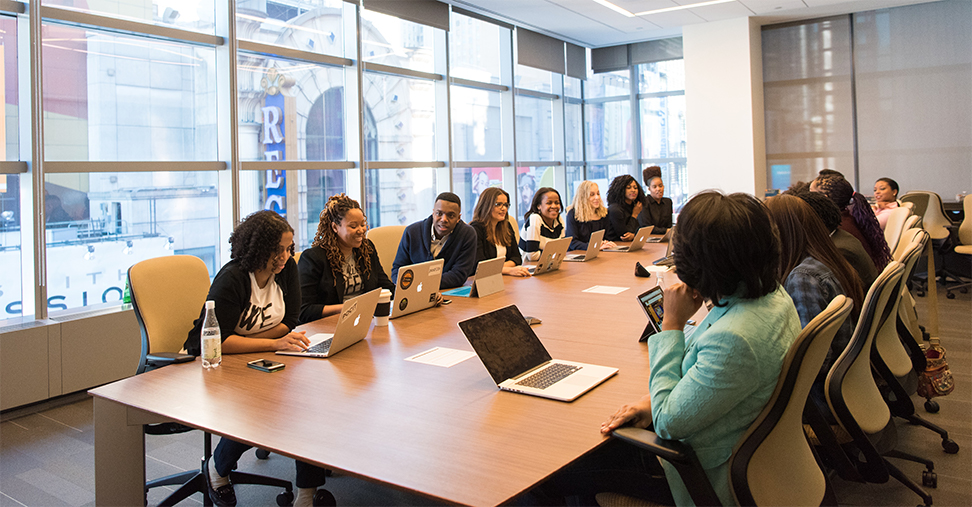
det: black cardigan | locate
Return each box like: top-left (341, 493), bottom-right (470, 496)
top-left (565, 209), bottom-right (610, 251)
top-left (297, 240), bottom-right (395, 324)
top-left (606, 202), bottom-right (640, 241)
top-left (471, 220), bottom-right (522, 266)
top-left (638, 197), bottom-right (673, 234)
top-left (183, 257), bottom-right (301, 356)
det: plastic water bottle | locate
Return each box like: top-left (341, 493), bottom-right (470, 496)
top-left (201, 300), bottom-right (222, 369)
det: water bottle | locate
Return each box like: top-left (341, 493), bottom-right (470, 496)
top-left (201, 300), bottom-right (222, 369)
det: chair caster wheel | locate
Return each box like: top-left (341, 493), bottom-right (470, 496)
top-left (916, 290), bottom-right (925, 297)
top-left (946, 292), bottom-right (955, 299)
top-left (924, 400), bottom-right (940, 413)
top-left (313, 489), bottom-right (337, 507)
top-left (922, 470), bottom-right (937, 488)
top-left (256, 449), bottom-right (271, 459)
top-left (276, 490), bottom-right (294, 506)
top-left (943, 439), bottom-right (959, 454)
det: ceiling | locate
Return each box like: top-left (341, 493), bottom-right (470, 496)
top-left (444, 0), bottom-right (941, 47)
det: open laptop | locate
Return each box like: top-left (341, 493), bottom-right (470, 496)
top-left (441, 257), bottom-right (505, 298)
top-left (458, 305), bottom-right (618, 402)
top-left (603, 226), bottom-right (653, 252)
top-left (645, 227), bottom-right (673, 244)
top-left (276, 288), bottom-right (381, 358)
top-left (526, 236), bottom-right (571, 275)
top-left (564, 229), bottom-right (604, 262)
top-left (391, 258), bottom-right (444, 319)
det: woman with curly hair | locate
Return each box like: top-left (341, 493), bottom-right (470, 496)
top-left (182, 210), bottom-right (326, 507)
top-left (470, 187), bottom-right (530, 276)
top-left (605, 175), bottom-right (645, 241)
top-left (565, 180), bottom-right (617, 252)
top-left (298, 194), bottom-right (394, 324)
top-left (811, 174), bottom-right (892, 269)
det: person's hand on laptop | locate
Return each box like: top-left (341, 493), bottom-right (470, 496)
top-left (661, 282), bottom-right (703, 332)
top-left (600, 240), bottom-right (618, 251)
top-left (503, 265), bottom-right (532, 277)
top-left (274, 331), bottom-right (310, 352)
top-left (600, 394), bottom-right (652, 434)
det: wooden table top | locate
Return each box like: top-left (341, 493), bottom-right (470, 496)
top-left (90, 242), bottom-right (675, 506)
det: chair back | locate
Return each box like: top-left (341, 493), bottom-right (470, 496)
top-left (959, 194), bottom-right (972, 246)
top-left (882, 207), bottom-right (911, 255)
top-left (874, 245), bottom-right (920, 379)
top-left (825, 262), bottom-right (904, 482)
top-left (367, 225), bottom-right (406, 279)
top-left (905, 191), bottom-right (951, 240)
top-left (903, 214), bottom-right (920, 232)
top-left (129, 255), bottom-right (210, 374)
top-left (900, 192), bottom-right (929, 222)
top-left (892, 227), bottom-right (923, 262)
top-left (730, 296), bottom-right (851, 507)
top-left (508, 214), bottom-right (520, 244)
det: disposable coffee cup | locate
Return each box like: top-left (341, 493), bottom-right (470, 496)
top-left (374, 289), bottom-right (392, 326)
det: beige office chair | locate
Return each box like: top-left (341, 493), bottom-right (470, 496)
top-left (903, 214), bottom-right (921, 234)
top-left (607, 296), bottom-right (852, 507)
top-left (883, 206), bottom-right (912, 255)
top-left (824, 262), bottom-right (936, 507)
top-left (509, 214), bottom-right (521, 244)
top-left (903, 191), bottom-right (951, 241)
top-left (367, 225), bottom-right (406, 279)
top-left (944, 194), bottom-right (971, 299)
top-left (900, 192), bottom-right (930, 227)
top-left (129, 255), bottom-right (295, 506)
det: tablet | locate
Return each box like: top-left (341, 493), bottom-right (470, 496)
top-left (636, 286), bottom-right (665, 341)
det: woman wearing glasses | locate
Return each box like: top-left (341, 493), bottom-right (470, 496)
top-left (298, 193), bottom-right (395, 324)
top-left (182, 210), bottom-right (327, 507)
top-left (471, 187), bottom-right (530, 277)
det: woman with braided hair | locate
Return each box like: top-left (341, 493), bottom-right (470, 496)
top-left (811, 174), bottom-right (892, 270)
top-left (298, 194), bottom-right (394, 324)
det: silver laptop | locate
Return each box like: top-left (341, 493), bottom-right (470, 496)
top-left (603, 226), bottom-right (653, 252)
top-left (644, 227), bottom-right (673, 244)
top-left (564, 229), bottom-right (604, 262)
top-left (653, 225), bottom-right (677, 267)
top-left (458, 305), bottom-right (618, 402)
top-left (441, 257), bottom-right (505, 298)
top-left (526, 236), bottom-right (571, 275)
top-left (391, 258), bottom-right (445, 319)
top-left (276, 288), bottom-right (380, 358)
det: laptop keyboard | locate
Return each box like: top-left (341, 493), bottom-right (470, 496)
top-left (515, 363), bottom-right (581, 389)
top-left (306, 337), bottom-right (333, 354)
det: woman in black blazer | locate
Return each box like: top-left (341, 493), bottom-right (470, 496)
top-left (298, 194), bottom-right (394, 324)
top-left (470, 187), bottom-right (530, 277)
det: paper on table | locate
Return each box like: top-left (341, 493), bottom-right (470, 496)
top-left (405, 347), bottom-right (476, 367)
top-left (582, 285), bottom-right (630, 295)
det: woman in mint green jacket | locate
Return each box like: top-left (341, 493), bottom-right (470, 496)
top-left (598, 191), bottom-right (802, 506)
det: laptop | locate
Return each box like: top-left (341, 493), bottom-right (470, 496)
top-left (564, 229), bottom-right (604, 262)
top-left (276, 288), bottom-right (381, 358)
top-left (391, 258), bottom-right (445, 319)
top-left (441, 257), bottom-right (505, 298)
top-left (652, 226), bottom-right (677, 267)
top-left (645, 227), bottom-right (673, 244)
top-left (526, 237), bottom-right (571, 275)
top-left (603, 226), bottom-right (653, 252)
top-left (458, 305), bottom-right (618, 402)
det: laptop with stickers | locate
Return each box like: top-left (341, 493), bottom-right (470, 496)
top-left (276, 288), bottom-right (380, 358)
top-left (390, 258), bottom-right (445, 319)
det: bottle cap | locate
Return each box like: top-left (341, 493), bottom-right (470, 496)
top-left (205, 300), bottom-right (215, 309)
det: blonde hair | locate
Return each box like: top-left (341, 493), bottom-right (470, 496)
top-left (570, 181), bottom-right (608, 222)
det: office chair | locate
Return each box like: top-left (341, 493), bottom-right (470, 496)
top-left (129, 255), bottom-right (295, 506)
top-left (824, 262), bottom-right (935, 507)
top-left (607, 296), bottom-right (853, 507)
top-left (944, 194), bottom-right (971, 299)
top-left (903, 214), bottom-right (921, 233)
top-left (882, 206), bottom-right (912, 256)
top-left (366, 225), bottom-right (406, 279)
top-left (901, 191), bottom-right (955, 296)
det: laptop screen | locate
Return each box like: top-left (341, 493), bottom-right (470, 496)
top-left (458, 305), bottom-right (552, 384)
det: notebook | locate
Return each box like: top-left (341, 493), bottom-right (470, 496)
top-left (391, 258), bottom-right (445, 319)
top-left (564, 229), bottom-right (604, 262)
top-left (276, 288), bottom-right (381, 358)
top-left (603, 226), bottom-right (653, 252)
top-left (525, 237), bottom-right (571, 275)
top-left (441, 257), bottom-right (505, 298)
top-left (458, 305), bottom-right (618, 402)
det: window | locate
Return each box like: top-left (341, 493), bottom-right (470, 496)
top-left (361, 10), bottom-right (435, 74)
top-left (450, 13), bottom-right (502, 86)
top-left (585, 99), bottom-right (631, 161)
top-left (44, 0), bottom-right (217, 35)
top-left (0, 15), bottom-right (20, 319)
top-left (636, 60), bottom-right (688, 208)
top-left (236, 0), bottom-right (349, 58)
top-left (515, 95), bottom-right (553, 162)
top-left (450, 85), bottom-right (502, 162)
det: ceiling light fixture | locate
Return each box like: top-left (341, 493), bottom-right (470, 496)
top-left (591, 0), bottom-right (635, 18)
top-left (634, 0), bottom-right (736, 16)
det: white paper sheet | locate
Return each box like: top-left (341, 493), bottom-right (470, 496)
top-left (405, 347), bottom-right (476, 367)
top-left (581, 285), bottom-right (630, 295)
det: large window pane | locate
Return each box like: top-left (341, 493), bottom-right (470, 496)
top-left (565, 101), bottom-right (583, 162)
top-left (586, 163), bottom-right (629, 184)
top-left (515, 95), bottom-right (553, 161)
top-left (514, 166), bottom-right (554, 220)
top-left (364, 168), bottom-right (437, 227)
top-left (0, 173), bottom-right (22, 319)
top-left (450, 13), bottom-right (502, 86)
top-left (585, 99), bottom-right (631, 161)
top-left (43, 0), bottom-right (216, 35)
top-left (651, 161), bottom-right (689, 210)
top-left (363, 73), bottom-right (436, 162)
top-left (236, 0), bottom-right (349, 58)
top-left (640, 95), bottom-right (686, 159)
top-left (43, 172), bottom-right (220, 313)
top-left (361, 10), bottom-right (435, 74)
top-left (42, 25), bottom-right (218, 161)
top-left (637, 60), bottom-right (684, 93)
top-left (453, 167), bottom-right (503, 222)
top-left (564, 75), bottom-right (582, 99)
top-left (565, 165), bottom-right (584, 204)
top-left (514, 65), bottom-right (552, 94)
top-left (2, 16), bottom-right (18, 160)
top-left (451, 85), bottom-right (502, 162)
top-left (585, 69), bottom-right (628, 99)
top-left (238, 54), bottom-right (347, 162)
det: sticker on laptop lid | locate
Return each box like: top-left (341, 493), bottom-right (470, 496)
top-left (400, 270), bottom-right (414, 290)
top-left (398, 298), bottom-right (408, 311)
top-left (340, 301), bottom-right (357, 323)
top-left (429, 264), bottom-right (442, 276)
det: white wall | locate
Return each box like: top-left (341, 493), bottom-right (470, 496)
top-left (683, 17), bottom-right (766, 197)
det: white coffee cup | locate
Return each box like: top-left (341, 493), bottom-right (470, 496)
top-left (374, 289), bottom-right (392, 326)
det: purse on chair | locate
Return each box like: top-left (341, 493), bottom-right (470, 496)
top-left (917, 337), bottom-right (954, 400)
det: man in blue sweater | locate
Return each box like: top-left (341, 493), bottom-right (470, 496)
top-left (392, 192), bottom-right (478, 290)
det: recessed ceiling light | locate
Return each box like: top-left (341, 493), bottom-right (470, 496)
top-left (591, 0), bottom-right (635, 18)
top-left (634, 0), bottom-right (737, 16)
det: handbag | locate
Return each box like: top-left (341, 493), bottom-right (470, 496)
top-left (917, 338), bottom-right (954, 399)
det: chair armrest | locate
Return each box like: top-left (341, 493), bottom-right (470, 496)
top-left (146, 352), bottom-right (195, 367)
top-left (612, 427), bottom-right (722, 507)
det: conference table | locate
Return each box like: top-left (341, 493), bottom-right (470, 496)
top-left (90, 240), bottom-right (686, 506)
